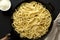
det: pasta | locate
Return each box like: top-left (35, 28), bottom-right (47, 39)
top-left (12, 1), bottom-right (52, 39)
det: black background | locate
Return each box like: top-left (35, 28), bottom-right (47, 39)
top-left (0, 0), bottom-right (60, 40)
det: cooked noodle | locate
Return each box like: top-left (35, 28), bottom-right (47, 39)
top-left (12, 1), bottom-right (52, 39)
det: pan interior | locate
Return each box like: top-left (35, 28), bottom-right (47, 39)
top-left (12, 1), bottom-right (52, 40)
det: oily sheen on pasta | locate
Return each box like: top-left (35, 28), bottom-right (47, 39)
top-left (12, 1), bottom-right (52, 39)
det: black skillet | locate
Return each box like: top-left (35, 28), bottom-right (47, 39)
top-left (0, 0), bottom-right (60, 40)
top-left (10, 0), bottom-right (59, 40)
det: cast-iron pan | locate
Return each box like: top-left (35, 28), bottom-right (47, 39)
top-left (0, 0), bottom-right (60, 40)
top-left (10, 0), bottom-right (57, 40)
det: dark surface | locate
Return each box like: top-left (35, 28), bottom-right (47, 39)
top-left (0, 0), bottom-right (60, 40)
